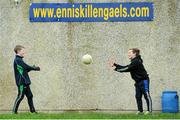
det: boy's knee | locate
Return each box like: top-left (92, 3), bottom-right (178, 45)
top-left (144, 95), bottom-right (148, 100)
top-left (135, 94), bottom-right (141, 100)
top-left (27, 94), bottom-right (33, 99)
top-left (144, 92), bottom-right (151, 100)
top-left (19, 95), bottom-right (24, 101)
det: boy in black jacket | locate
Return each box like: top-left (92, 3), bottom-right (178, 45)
top-left (13, 45), bottom-right (40, 114)
top-left (109, 48), bottom-right (152, 115)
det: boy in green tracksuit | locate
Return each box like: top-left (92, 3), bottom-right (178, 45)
top-left (13, 45), bottom-right (40, 114)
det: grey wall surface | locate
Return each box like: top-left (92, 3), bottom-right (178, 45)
top-left (0, 0), bottom-right (180, 112)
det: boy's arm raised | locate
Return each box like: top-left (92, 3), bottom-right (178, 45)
top-left (16, 59), bottom-right (40, 71)
top-left (114, 61), bottom-right (137, 72)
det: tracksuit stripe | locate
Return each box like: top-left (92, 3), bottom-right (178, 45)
top-left (117, 67), bottom-right (129, 72)
top-left (143, 80), bottom-right (152, 112)
top-left (13, 86), bottom-right (23, 112)
top-left (146, 91), bottom-right (152, 112)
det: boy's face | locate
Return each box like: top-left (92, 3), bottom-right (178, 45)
top-left (17, 48), bottom-right (25, 57)
top-left (128, 50), bottom-right (136, 60)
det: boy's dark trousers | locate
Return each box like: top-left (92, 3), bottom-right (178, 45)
top-left (13, 85), bottom-right (36, 113)
top-left (135, 80), bottom-right (152, 112)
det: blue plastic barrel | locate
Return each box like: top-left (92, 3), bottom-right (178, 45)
top-left (162, 91), bottom-right (179, 113)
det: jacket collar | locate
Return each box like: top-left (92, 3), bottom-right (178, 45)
top-left (131, 55), bottom-right (141, 61)
top-left (131, 55), bottom-right (143, 63)
top-left (16, 55), bottom-right (24, 58)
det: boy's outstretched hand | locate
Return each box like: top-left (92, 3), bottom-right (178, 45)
top-left (33, 65), bottom-right (40, 71)
top-left (36, 66), bottom-right (40, 71)
top-left (108, 60), bottom-right (116, 69)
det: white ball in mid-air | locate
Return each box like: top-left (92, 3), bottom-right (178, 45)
top-left (82, 54), bottom-right (92, 65)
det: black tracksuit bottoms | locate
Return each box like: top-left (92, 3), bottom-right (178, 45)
top-left (135, 79), bottom-right (152, 112)
top-left (13, 85), bottom-right (36, 113)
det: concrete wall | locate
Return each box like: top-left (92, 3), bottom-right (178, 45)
top-left (0, 0), bottom-right (180, 112)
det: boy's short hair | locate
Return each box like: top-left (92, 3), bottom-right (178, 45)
top-left (14, 45), bottom-right (25, 54)
top-left (129, 48), bottom-right (140, 56)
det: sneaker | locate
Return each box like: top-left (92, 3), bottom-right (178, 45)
top-left (31, 111), bottom-right (38, 114)
top-left (136, 111), bottom-right (144, 115)
top-left (144, 111), bottom-right (152, 115)
top-left (12, 111), bottom-right (18, 114)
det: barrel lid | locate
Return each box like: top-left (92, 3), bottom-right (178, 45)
top-left (163, 91), bottom-right (177, 94)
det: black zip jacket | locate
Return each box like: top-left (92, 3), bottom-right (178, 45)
top-left (14, 55), bottom-right (40, 86)
top-left (114, 55), bottom-right (149, 83)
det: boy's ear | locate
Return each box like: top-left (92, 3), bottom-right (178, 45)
top-left (16, 50), bottom-right (20, 54)
top-left (16, 50), bottom-right (21, 54)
